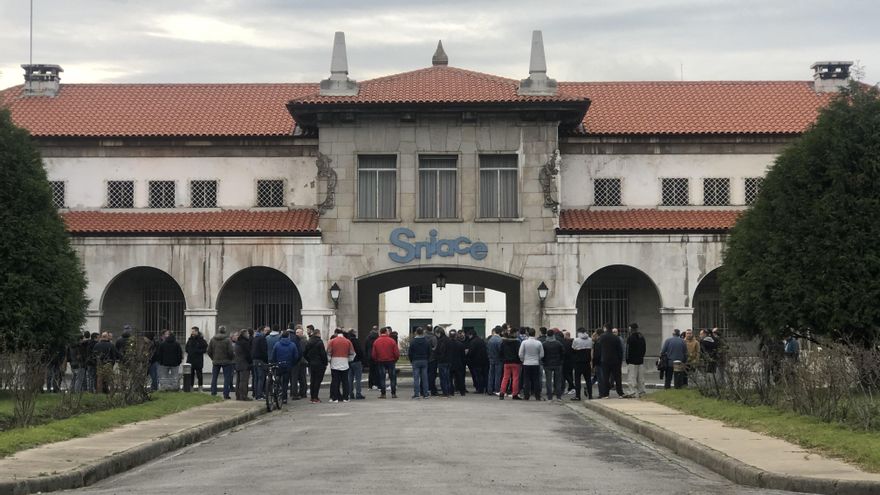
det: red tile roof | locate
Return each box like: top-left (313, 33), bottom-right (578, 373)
top-left (62, 209), bottom-right (320, 236)
top-left (558, 209), bottom-right (741, 234)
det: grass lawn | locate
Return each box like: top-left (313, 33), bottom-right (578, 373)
top-left (646, 389), bottom-right (880, 473)
top-left (0, 392), bottom-right (219, 457)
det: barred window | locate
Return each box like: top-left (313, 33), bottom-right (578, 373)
top-left (409, 285), bottom-right (433, 304)
top-left (418, 155), bottom-right (457, 219)
top-left (107, 180), bottom-right (134, 209)
top-left (594, 178), bottom-right (622, 206)
top-left (49, 181), bottom-right (65, 208)
top-left (463, 285), bottom-right (485, 303)
top-left (744, 177), bottom-right (764, 205)
top-left (257, 180), bottom-right (284, 208)
top-left (148, 181), bottom-right (176, 208)
top-left (358, 155), bottom-right (397, 219)
top-left (703, 178), bottom-right (731, 206)
top-left (190, 180), bottom-right (218, 208)
top-left (479, 155), bottom-right (518, 218)
top-left (661, 178), bottom-right (689, 206)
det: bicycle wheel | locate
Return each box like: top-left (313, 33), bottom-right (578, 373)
top-left (265, 373), bottom-right (275, 412)
top-left (273, 380), bottom-right (283, 410)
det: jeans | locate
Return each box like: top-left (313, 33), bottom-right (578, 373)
top-left (411, 359), bottom-right (428, 398)
top-left (149, 362), bottom-right (159, 391)
top-left (522, 365), bottom-right (541, 399)
top-left (348, 361), bottom-right (363, 398)
top-left (309, 365), bottom-right (326, 400)
top-left (573, 362), bottom-right (592, 399)
top-left (627, 363), bottom-right (646, 396)
top-left (488, 361), bottom-right (502, 394)
top-left (297, 361), bottom-right (308, 397)
top-left (277, 367), bottom-right (291, 400)
top-left (330, 368), bottom-right (350, 401)
top-left (71, 367), bottom-right (86, 393)
top-left (544, 365), bottom-right (563, 399)
top-left (46, 363), bottom-right (62, 392)
top-left (438, 363), bottom-right (452, 395)
top-left (377, 362), bottom-right (397, 395)
top-left (600, 363), bottom-right (624, 397)
top-left (428, 360), bottom-right (438, 394)
top-left (252, 360), bottom-right (266, 399)
top-left (469, 365), bottom-right (487, 393)
top-left (452, 365), bottom-right (466, 395)
top-left (500, 363), bottom-right (521, 397)
top-left (289, 361), bottom-right (301, 398)
top-left (158, 365), bottom-right (180, 391)
top-left (211, 363), bottom-right (234, 398)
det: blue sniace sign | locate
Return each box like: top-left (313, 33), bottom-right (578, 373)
top-left (388, 227), bottom-right (488, 263)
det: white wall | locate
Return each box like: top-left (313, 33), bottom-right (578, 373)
top-left (380, 284), bottom-right (506, 337)
top-left (44, 156), bottom-right (317, 209)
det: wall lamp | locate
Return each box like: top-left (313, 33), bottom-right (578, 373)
top-left (537, 281), bottom-right (549, 304)
top-left (329, 282), bottom-right (341, 308)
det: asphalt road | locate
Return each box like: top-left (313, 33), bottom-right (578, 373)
top-left (65, 385), bottom-right (810, 495)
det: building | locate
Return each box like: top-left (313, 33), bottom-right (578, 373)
top-left (0, 32), bottom-right (850, 365)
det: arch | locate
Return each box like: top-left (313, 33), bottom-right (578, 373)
top-left (99, 265), bottom-right (187, 312)
top-left (101, 266), bottom-right (187, 341)
top-left (692, 267), bottom-right (727, 332)
top-left (215, 266), bottom-right (303, 332)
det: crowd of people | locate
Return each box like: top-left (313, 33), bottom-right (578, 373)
top-left (659, 327), bottom-right (726, 389)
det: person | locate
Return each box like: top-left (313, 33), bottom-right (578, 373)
top-left (365, 326), bottom-right (379, 390)
top-left (207, 326), bottom-right (235, 399)
top-left (699, 329), bottom-right (719, 375)
top-left (486, 326), bottom-right (503, 395)
top-left (250, 326), bottom-right (268, 399)
top-left (784, 334), bottom-right (800, 362)
top-left (115, 326), bottom-right (132, 357)
top-left (464, 329), bottom-right (489, 394)
top-left (233, 329), bottom-right (252, 400)
top-left (294, 326), bottom-right (309, 399)
top-left (86, 332), bottom-right (99, 392)
top-left (408, 326), bottom-right (431, 399)
top-left (448, 329), bottom-right (467, 396)
top-left (346, 329), bottom-right (365, 400)
top-left (610, 328), bottom-right (625, 391)
top-left (185, 327), bottom-right (208, 391)
top-left (327, 328), bottom-right (355, 403)
top-left (371, 327), bottom-right (400, 399)
top-left (683, 329), bottom-right (700, 385)
top-left (92, 332), bottom-right (121, 393)
top-left (562, 330), bottom-right (575, 395)
top-left (518, 328), bottom-right (544, 400)
top-left (269, 330), bottom-right (299, 403)
top-left (570, 328), bottom-right (593, 400)
top-left (625, 323), bottom-right (647, 397)
top-left (146, 332), bottom-right (160, 391)
top-left (303, 327), bottom-right (328, 403)
top-left (542, 329), bottom-right (565, 401)
top-left (45, 345), bottom-right (66, 393)
top-left (499, 329), bottom-right (522, 400)
top-left (67, 333), bottom-right (88, 393)
top-left (425, 327), bottom-right (439, 396)
top-left (712, 328), bottom-right (727, 384)
top-left (155, 331), bottom-right (183, 391)
top-left (660, 329), bottom-right (688, 389)
top-left (434, 327), bottom-right (452, 397)
top-left (595, 326), bottom-right (624, 398)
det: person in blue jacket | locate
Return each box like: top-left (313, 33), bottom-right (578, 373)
top-left (269, 330), bottom-right (300, 403)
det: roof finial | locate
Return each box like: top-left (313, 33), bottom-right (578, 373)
top-left (432, 40), bottom-right (448, 66)
top-left (518, 30), bottom-right (557, 96)
top-left (320, 31), bottom-right (359, 96)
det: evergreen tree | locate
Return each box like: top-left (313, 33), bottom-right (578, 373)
top-left (719, 83), bottom-right (880, 343)
top-left (0, 108), bottom-right (88, 351)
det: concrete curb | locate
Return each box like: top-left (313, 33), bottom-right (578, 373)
top-left (0, 403), bottom-right (265, 495)
top-left (578, 401), bottom-right (880, 495)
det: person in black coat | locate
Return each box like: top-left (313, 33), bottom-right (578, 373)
top-left (542, 329), bottom-right (566, 400)
top-left (595, 328), bottom-right (624, 398)
top-left (625, 323), bottom-right (647, 397)
top-left (303, 330), bottom-right (328, 402)
top-left (448, 333), bottom-right (467, 396)
top-left (364, 327), bottom-right (379, 390)
top-left (233, 330), bottom-right (252, 400)
top-left (464, 330), bottom-right (489, 394)
top-left (156, 332), bottom-right (183, 391)
top-left (186, 327), bottom-right (208, 390)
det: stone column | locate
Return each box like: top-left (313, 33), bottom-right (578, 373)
top-left (85, 309), bottom-right (103, 334)
top-left (185, 309), bottom-right (217, 374)
top-left (301, 308), bottom-right (336, 341)
top-left (660, 307), bottom-right (694, 341)
top-left (544, 306), bottom-right (577, 332)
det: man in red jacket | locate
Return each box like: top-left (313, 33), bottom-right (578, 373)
top-left (370, 327), bottom-right (400, 398)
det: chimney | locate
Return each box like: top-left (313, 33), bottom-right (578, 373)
top-left (432, 40), bottom-right (448, 66)
top-left (518, 30), bottom-right (557, 96)
top-left (811, 61), bottom-right (853, 93)
top-left (21, 64), bottom-right (63, 97)
top-left (319, 32), bottom-right (358, 96)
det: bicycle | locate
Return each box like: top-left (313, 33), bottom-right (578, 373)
top-left (263, 363), bottom-right (284, 412)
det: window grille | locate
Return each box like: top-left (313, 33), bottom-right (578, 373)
top-left (463, 285), bottom-right (485, 303)
top-left (190, 180), bottom-right (217, 208)
top-left (594, 178), bottom-right (622, 206)
top-left (148, 181), bottom-right (176, 208)
top-left (479, 155), bottom-right (518, 218)
top-left (49, 181), bottom-right (65, 208)
top-left (661, 178), bottom-right (689, 206)
top-left (418, 155), bottom-right (457, 219)
top-left (358, 155), bottom-right (397, 219)
top-left (744, 177), bottom-right (764, 205)
top-left (107, 180), bottom-right (134, 209)
top-left (694, 298), bottom-right (728, 333)
top-left (256, 180), bottom-right (284, 208)
top-left (578, 285), bottom-right (629, 331)
top-left (143, 283), bottom-right (185, 343)
top-left (703, 178), bottom-right (731, 206)
top-left (250, 278), bottom-right (299, 331)
top-left (409, 285), bottom-right (433, 304)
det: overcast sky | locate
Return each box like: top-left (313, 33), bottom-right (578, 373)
top-left (1, 0), bottom-right (877, 89)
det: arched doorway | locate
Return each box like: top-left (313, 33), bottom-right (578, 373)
top-left (101, 267), bottom-right (186, 341)
top-left (216, 267), bottom-right (303, 332)
top-left (692, 268), bottom-right (727, 332)
top-left (576, 265), bottom-right (662, 351)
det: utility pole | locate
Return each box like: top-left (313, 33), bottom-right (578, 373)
top-left (30, 0), bottom-right (34, 65)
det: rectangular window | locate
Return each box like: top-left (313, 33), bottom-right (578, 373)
top-left (463, 285), bottom-right (486, 303)
top-left (49, 181), bottom-right (65, 209)
top-left (358, 155), bottom-right (397, 219)
top-left (107, 180), bottom-right (134, 209)
top-left (257, 179), bottom-right (284, 208)
top-left (190, 180), bottom-right (217, 208)
top-left (148, 181), bottom-right (176, 209)
top-left (661, 178), bottom-right (689, 206)
top-left (479, 154), bottom-right (518, 218)
top-left (594, 178), bottom-right (622, 206)
top-left (744, 177), bottom-right (764, 205)
top-left (409, 285), bottom-right (433, 304)
top-left (703, 178), bottom-right (731, 206)
top-left (418, 155), bottom-right (457, 219)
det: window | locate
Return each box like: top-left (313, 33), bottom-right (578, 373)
top-left (744, 177), bottom-right (764, 205)
top-left (148, 181), bottom-right (176, 208)
top-left (594, 178), bottom-right (622, 206)
top-left (49, 181), bottom-right (65, 208)
top-left (107, 180), bottom-right (134, 208)
top-left (703, 178), bottom-right (731, 206)
top-left (190, 180), bottom-right (217, 208)
top-left (479, 154), bottom-right (518, 218)
top-left (257, 179), bottom-right (284, 208)
top-left (409, 285), bottom-right (433, 304)
top-left (463, 285), bottom-right (485, 303)
top-left (358, 155), bottom-right (397, 219)
top-left (661, 178), bottom-right (689, 206)
top-left (418, 155), bottom-right (457, 219)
